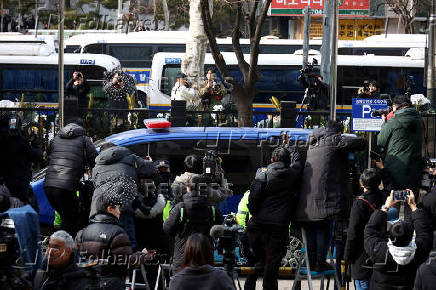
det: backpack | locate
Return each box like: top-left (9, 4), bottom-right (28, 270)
top-left (179, 201), bottom-right (216, 236)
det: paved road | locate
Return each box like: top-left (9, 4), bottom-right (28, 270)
top-left (238, 277), bottom-right (335, 290)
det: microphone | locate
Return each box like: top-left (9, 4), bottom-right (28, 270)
top-left (210, 225), bottom-right (226, 238)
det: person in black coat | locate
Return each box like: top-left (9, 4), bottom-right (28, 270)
top-left (44, 118), bottom-right (97, 236)
top-left (245, 146), bottom-right (303, 290)
top-left (2, 114), bottom-right (42, 204)
top-left (344, 169), bottom-right (385, 290)
top-left (169, 233), bottom-right (235, 290)
top-left (64, 71), bottom-right (90, 122)
top-left (163, 175), bottom-right (222, 272)
top-left (364, 190), bottom-right (433, 290)
top-left (414, 231), bottom-right (436, 290)
top-left (34, 230), bottom-right (95, 290)
top-left (295, 120), bottom-right (366, 271)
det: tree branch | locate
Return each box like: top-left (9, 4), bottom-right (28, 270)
top-left (247, 0), bottom-right (271, 87)
top-left (199, 0), bottom-right (236, 85)
top-left (232, 2), bottom-right (249, 77)
top-left (247, 0), bottom-right (259, 40)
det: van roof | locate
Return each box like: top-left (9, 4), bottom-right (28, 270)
top-left (105, 127), bottom-right (312, 147)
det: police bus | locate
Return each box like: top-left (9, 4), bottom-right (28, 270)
top-left (149, 51), bottom-right (424, 111)
top-left (0, 42), bottom-right (121, 105)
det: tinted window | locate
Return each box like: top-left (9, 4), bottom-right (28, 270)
top-left (83, 44), bottom-right (106, 54)
top-left (65, 45), bottom-right (81, 53)
top-left (1, 67), bottom-right (71, 102)
top-left (161, 65), bottom-right (181, 95)
top-left (109, 44), bottom-right (153, 67)
top-left (155, 45), bottom-right (186, 53)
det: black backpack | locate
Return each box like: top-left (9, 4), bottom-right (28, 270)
top-left (179, 201), bottom-right (216, 236)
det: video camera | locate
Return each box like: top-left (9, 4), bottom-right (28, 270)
top-left (363, 80), bottom-right (370, 93)
top-left (372, 108), bottom-right (390, 118)
top-left (203, 150), bottom-right (222, 182)
top-left (210, 214), bottom-right (243, 273)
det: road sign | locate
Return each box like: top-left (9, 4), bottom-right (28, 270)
top-left (352, 98), bottom-right (388, 132)
top-left (268, 0), bottom-right (369, 17)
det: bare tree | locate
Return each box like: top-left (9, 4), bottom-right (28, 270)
top-left (384, 0), bottom-right (430, 33)
top-left (200, 0), bottom-right (272, 127)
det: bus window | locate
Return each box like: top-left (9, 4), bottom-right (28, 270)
top-left (155, 45), bottom-right (186, 53)
top-left (227, 66), bottom-right (304, 103)
top-left (83, 44), bottom-right (106, 54)
top-left (65, 45), bottom-right (81, 53)
top-left (1, 68), bottom-right (70, 102)
top-left (161, 65), bottom-right (182, 95)
top-left (109, 44), bottom-right (153, 67)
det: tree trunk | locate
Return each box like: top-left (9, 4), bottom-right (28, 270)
top-left (162, 0), bottom-right (169, 31)
top-left (234, 88), bottom-right (254, 127)
top-left (153, 0), bottom-right (158, 30)
top-left (181, 0), bottom-right (211, 86)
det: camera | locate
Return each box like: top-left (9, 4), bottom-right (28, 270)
top-left (74, 72), bottom-right (83, 80)
top-left (393, 190), bottom-right (408, 201)
top-left (203, 150), bottom-right (222, 182)
top-left (373, 109), bottom-right (390, 118)
top-left (363, 80), bottom-right (370, 93)
top-left (210, 214), bottom-right (243, 273)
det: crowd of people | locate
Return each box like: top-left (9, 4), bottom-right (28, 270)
top-left (1, 92), bottom-right (436, 290)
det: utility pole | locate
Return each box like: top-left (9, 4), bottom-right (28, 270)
top-left (35, 0), bottom-right (38, 37)
top-left (1, 0), bottom-right (3, 33)
top-left (117, 0), bottom-right (123, 32)
top-left (328, 0), bottom-right (338, 120)
top-left (427, 0), bottom-right (436, 104)
top-left (302, 7), bottom-right (311, 69)
top-left (58, 0), bottom-right (65, 128)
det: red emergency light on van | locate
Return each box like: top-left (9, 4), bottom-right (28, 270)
top-left (144, 118), bottom-right (171, 129)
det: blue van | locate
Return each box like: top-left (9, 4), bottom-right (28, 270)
top-left (31, 126), bottom-right (312, 225)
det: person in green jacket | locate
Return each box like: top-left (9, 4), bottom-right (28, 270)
top-left (377, 94), bottom-right (423, 212)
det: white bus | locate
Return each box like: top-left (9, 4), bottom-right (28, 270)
top-left (148, 51), bottom-right (424, 112)
top-left (63, 32), bottom-right (426, 103)
top-left (0, 50), bottom-right (120, 105)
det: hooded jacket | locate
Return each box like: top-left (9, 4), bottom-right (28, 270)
top-left (248, 149), bottom-right (303, 225)
top-left (163, 191), bottom-right (222, 271)
top-left (173, 172), bottom-right (230, 205)
top-left (44, 123), bottom-right (97, 190)
top-left (377, 107), bottom-right (423, 190)
top-left (364, 209), bottom-right (432, 290)
top-left (93, 146), bottom-right (154, 187)
top-left (344, 188), bottom-right (385, 280)
top-left (92, 146), bottom-right (155, 215)
top-left (295, 128), bottom-right (366, 222)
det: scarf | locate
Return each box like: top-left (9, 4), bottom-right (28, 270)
top-left (387, 236), bottom-right (417, 266)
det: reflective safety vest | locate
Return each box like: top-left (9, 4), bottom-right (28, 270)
top-left (236, 190), bottom-right (251, 229)
top-left (53, 190), bottom-right (81, 227)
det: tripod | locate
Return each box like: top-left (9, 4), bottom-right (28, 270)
top-left (220, 248), bottom-right (243, 290)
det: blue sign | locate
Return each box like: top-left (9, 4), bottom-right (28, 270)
top-left (124, 69), bottom-right (150, 85)
top-left (165, 58), bottom-right (182, 64)
top-left (351, 98), bottom-right (388, 132)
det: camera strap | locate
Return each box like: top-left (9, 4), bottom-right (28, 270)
top-left (357, 196), bottom-right (376, 211)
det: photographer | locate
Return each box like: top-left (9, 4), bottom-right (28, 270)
top-left (171, 73), bottom-right (199, 109)
top-left (344, 169), bottom-right (385, 290)
top-left (198, 68), bottom-right (227, 111)
top-left (295, 121), bottom-right (366, 272)
top-left (65, 71), bottom-right (90, 121)
top-left (2, 113), bottom-right (42, 205)
top-left (298, 67), bottom-right (329, 111)
top-left (377, 95), bottom-right (422, 220)
top-left (173, 154), bottom-right (230, 206)
top-left (245, 146), bottom-right (303, 290)
top-left (103, 72), bottom-right (128, 110)
top-left (364, 190), bottom-right (432, 290)
top-left (358, 80), bottom-right (380, 99)
top-left (163, 175), bottom-right (222, 272)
